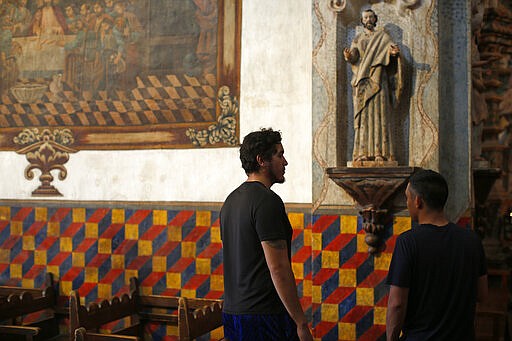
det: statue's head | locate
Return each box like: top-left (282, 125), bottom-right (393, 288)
top-left (360, 9), bottom-right (378, 30)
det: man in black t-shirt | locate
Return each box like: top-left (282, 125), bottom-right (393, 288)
top-left (220, 128), bottom-right (313, 341)
top-left (386, 169), bottom-right (488, 340)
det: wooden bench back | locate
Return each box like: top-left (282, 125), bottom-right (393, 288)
top-left (178, 296), bottom-right (223, 341)
top-left (0, 273), bottom-right (64, 340)
top-left (0, 272), bottom-right (57, 321)
top-left (69, 290), bottom-right (139, 335)
top-left (69, 277), bottom-right (223, 340)
top-left (0, 287), bottom-right (56, 321)
top-left (73, 327), bottom-right (141, 341)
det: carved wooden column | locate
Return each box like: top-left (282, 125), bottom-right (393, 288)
top-left (326, 167), bottom-right (419, 253)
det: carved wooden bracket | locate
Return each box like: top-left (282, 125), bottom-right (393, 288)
top-left (14, 128), bottom-right (77, 197)
top-left (326, 166), bottom-right (419, 253)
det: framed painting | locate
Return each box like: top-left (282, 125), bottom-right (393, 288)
top-left (0, 0), bottom-right (241, 151)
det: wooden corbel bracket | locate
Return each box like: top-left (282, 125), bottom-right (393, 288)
top-left (326, 166), bottom-right (419, 253)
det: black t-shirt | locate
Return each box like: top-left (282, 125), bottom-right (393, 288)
top-left (386, 222), bottom-right (487, 340)
top-left (220, 181), bottom-right (292, 314)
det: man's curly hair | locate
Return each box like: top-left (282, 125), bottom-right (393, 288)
top-left (239, 128), bottom-right (282, 174)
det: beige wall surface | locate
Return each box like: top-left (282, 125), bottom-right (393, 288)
top-left (0, 1), bottom-right (313, 204)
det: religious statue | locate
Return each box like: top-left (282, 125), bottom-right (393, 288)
top-left (344, 9), bottom-right (402, 164)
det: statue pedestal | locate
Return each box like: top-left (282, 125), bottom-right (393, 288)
top-left (326, 166), bottom-right (419, 253)
top-left (346, 160), bottom-right (398, 168)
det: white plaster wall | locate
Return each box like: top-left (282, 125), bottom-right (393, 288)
top-left (0, 0), bottom-right (312, 204)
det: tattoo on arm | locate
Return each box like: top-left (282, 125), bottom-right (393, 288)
top-left (263, 240), bottom-right (287, 249)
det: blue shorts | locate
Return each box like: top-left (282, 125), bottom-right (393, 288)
top-left (222, 312), bottom-right (299, 341)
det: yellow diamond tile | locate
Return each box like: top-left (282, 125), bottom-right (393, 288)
top-left (0, 249), bottom-right (8, 263)
top-left (166, 325), bottom-right (178, 336)
top-left (393, 216), bottom-right (411, 235)
top-left (125, 224), bottom-right (138, 239)
top-left (35, 207), bottom-right (47, 222)
top-left (211, 226), bottom-right (221, 243)
top-left (357, 234), bottom-right (368, 253)
top-left (356, 288), bottom-right (374, 306)
top-left (22, 235), bottom-right (35, 251)
top-left (169, 226), bottom-right (181, 242)
top-left (73, 208), bottom-right (86, 222)
top-left (112, 209), bottom-right (125, 224)
top-left (312, 285), bottom-right (322, 304)
top-left (303, 228), bottom-right (312, 247)
top-left (167, 273), bottom-right (181, 289)
top-left (288, 212), bottom-right (304, 229)
top-left (153, 256), bottom-right (167, 272)
top-left (61, 281), bottom-right (73, 297)
top-left (292, 262), bottom-right (304, 280)
top-left (181, 289), bottom-right (196, 298)
top-left (211, 327), bottom-right (224, 340)
top-left (196, 211), bottom-right (211, 226)
top-left (196, 258), bottom-right (211, 275)
top-left (22, 278), bottom-right (34, 289)
top-left (98, 238), bottom-right (111, 254)
top-left (98, 283), bottom-right (111, 299)
top-left (73, 253), bottom-right (85, 267)
top-left (125, 269), bottom-right (138, 281)
top-left (112, 254), bottom-right (124, 269)
top-left (303, 279), bottom-right (312, 297)
top-left (11, 221), bottom-right (22, 236)
top-left (0, 207), bottom-right (10, 220)
top-left (138, 240), bottom-right (152, 256)
top-left (312, 233), bottom-right (322, 251)
top-left (47, 222), bottom-right (60, 237)
top-left (47, 265), bottom-right (59, 278)
top-left (85, 223), bottom-right (98, 238)
top-left (374, 252), bottom-right (392, 271)
top-left (210, 274), bottom-right (224, 291)
top-left (374, 306), bottom-right (387, 325)
top-left (339, 323), bottom-right (356, 340)
top-left (321, 303), bottom-right (339, 322)
top-left (140, 286), bottom-right (153, 296)
top-left (322, 250), bottom-right (339, 268)
top-left (10, 264), bottom-right (21, 278)
top-left (34, 250), bottom-right (46, 265)
top-left (60, 237), bottom-right (72, 252)
top-left (340, 215), bottom-right (357, 234)
top-left (182, 242), bottom-right (196, 257)
top-left (339, 269), bottom-right (356, 287)
top-left (85, 267), bottom-right (98, 283)
top-left (153, 210), bottom-right (167, 225)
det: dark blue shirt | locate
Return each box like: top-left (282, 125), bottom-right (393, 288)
top-left (387, 223), bottom-right (487, 340)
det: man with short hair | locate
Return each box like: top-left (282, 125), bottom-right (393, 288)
top-left (220, 128), bottom-right (313, 341)
top-left (386, 169), bottom-right (488, 340)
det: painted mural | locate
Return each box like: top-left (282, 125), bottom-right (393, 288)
top-left (0, 0), bottom-right (241, 150)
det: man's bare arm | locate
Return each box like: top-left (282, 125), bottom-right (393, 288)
top-left (261, 240), bottom-right (313, 341)
top-left (386, 285), bottom-right (409, 341)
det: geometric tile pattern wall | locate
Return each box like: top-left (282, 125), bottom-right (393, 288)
top-left (0, 205), bottom-right (411, 340)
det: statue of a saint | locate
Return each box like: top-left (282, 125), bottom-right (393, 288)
top-left (344, 9), bottom-right (402, 163)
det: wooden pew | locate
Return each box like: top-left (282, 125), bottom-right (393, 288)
top-left (69, 290), bottom-right (141, 340)
top-left (70, 277), bottom-right (223, 340)
top-left (178, 296), bottom-right (223, 341)
top-left (73, 327), bottom-right (140, 341)
top-left (0, 273), bottom-right (66, 340)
